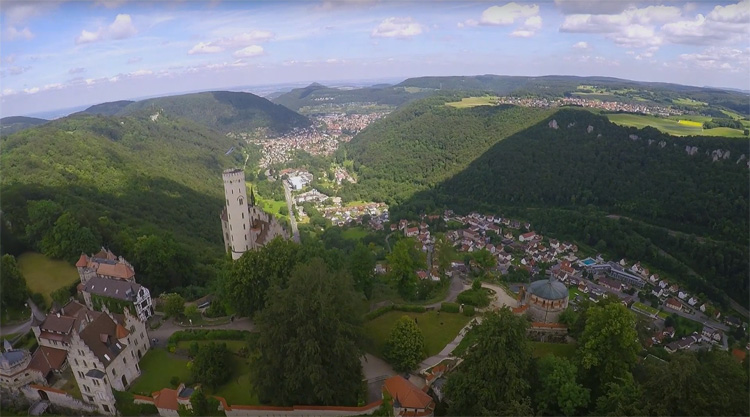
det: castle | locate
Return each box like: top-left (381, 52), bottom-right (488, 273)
top-left (220, 168), bottom-right (288, 260)
top-left (76, 248), bottom-right (153, 321)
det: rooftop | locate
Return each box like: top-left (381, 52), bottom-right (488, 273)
top-left (529, 278), bottom-right (568, 301)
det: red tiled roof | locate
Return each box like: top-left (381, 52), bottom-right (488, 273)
top-left (96, 262), bottom-right (135, 280)
top-left (30, 384), bottom-right (66, 395)
top-left (133, 395), bottom-right (154, 403)
top-left (152, 388), bottom-right (179, 411)
top-left (116, 324), bottom-right (129, 340)
top-left (383, 375), bottom-right (434, 410)
top-left (76, 253), bottom-right (89, 267)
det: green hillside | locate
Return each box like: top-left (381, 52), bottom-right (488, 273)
top-left (0, 116), bottom-right (48, 135)
top-left (119, 91), bottom-right (311, 134)
top-left (386, 108), bottom-right (749, 307)
top-left (340, 96), bottom-right (554, 204)
top-left (273, 82), bottom-right (427, 113)
top-left (82, 100), bottom-right (135, 116)
top-left (0, 112), bottom-right (243, 294)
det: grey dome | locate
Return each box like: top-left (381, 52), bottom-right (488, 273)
top-left (529, 278), bottom-right (568, 300)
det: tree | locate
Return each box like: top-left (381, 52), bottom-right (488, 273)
top-left (1, 254), bottom-right (29, 311)
top-left (223, 238), bottom-right (300, 317)
top-left (577, 302), bottom-right (640, 397)
top-left (472, 248), bottom-right (496, 277)
top-left (191, 342), bottom-right (231, 388)
top-left (444, 308), bottom-right (533, 416)
top-left (278, 206), bottom-right (289, 216)
top-left (384, 316), bottom-right (426, 372)
top-left (594, 373), bottom-right (644, 416)
top-left (434, 235), bottom-right (454, 276)
top-left (24, 200), bottom-right (62, 250)
top-left (184, 304), bottom-right (199, 319)
top-left (40, 212), bottom-right (99, 263)
top-left (534, 356), bottom-right (589, 416)
top-left (189, 388), bottom-right (209, 416)
top-left (349, 243), bottom-right (375, 300)
top-left (251, 258), bottom-right (363, 406)
top-left (386, 238), bottom-right (426, 300)
top-left (163, 293), bottom-right (185, 318)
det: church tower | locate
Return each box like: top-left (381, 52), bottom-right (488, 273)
top-left (222, 168), bottom-right (250, 260)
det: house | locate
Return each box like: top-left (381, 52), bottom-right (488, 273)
top-left (598, 276), bottom-right (623, 292)
top-left (649, 274), bottom-right (660, 284)
top-left (405, 227), bottom-right (419, 238)
top-left (416, 270), bottom-right (428, 280)
top-left (652, 288), bottom-right (664, 298)
top-left (382, 375), bottom-right (435, 417)
top-left (399, 219), bottom-right (408, 230)
top-left (659, 280), bottom-right (669, 289)
top-left (374, 263), bottom-right (387, 275)
top-left (390, 224), bottom-right (398, 232)
top-left (519, 232), bottom-right (536, 242)
top-left (663, 327), bottom-right (676, 338)
top-left (701, 326), bottom-right (722, 343)
top-left (726, 316), bottom-right (742, 327)
top-left (687, 297), bottom-right (699, 306)
top-left (665, 298), bottom-right (683, 312)
top-left (577, 282), bottom-right (590, 294)
top-left (669, 284), bottom-right (679, 293)
top-left (664, 334), bottom-right (699, 354)
top-left (678, 291), bottom-right (688, 300)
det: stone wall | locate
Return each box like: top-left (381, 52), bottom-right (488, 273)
top-left (222, 400), bottom-right (383, 417)
top-left (22, 384), bottom-right (98, 414)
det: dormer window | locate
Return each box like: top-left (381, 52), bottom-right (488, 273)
top-left (104, 354), bottom-right (110, 362)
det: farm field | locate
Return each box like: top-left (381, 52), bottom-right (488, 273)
top-left (445, 96), bottom-right (498, 108)
top-left (672, 98), bottom-right (707, 106)
top-left (606, 113), bottom-right (747, 137)
top-left (363, 310), bottom-right (472, 358)
top-left (17, 252), bottom-right (79, 303)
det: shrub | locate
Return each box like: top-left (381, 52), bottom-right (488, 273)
top-left (441, 302), bottom-right (460, 313)
top-left (394, 304), bottom-right (426, 313)
top-left (463, 305), bottom-right (476, 316)
top-left (364, 304), bottom-right (395, 321)
top-left (457, 288), bottom-right (491, 307)
top-left (204, 302), bottom-right (226, 318)
top-left (170, 376), bottom-right (180, 387)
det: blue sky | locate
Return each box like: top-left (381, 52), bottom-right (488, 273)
top-left (1, 0), bottom-right (748, 116)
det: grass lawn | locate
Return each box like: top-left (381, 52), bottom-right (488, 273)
top-left (452, 326), bottom-right (479, 357)
top-left (606, 113), bottom-right (746, 137)
top-left (342, 226), bottom-right (369, 241)
top-left (531, 342), bottom-right (577, 359)
top-left (672, 98), bottom-right (707, 106)
top-left (445, 96), bottom-right (498, 108)
top-left (657, 310), bottom-right (669, 319)
top-left (176, 340), bottom-right (259, 406)
top-left (568, 287), bottom-right (583, 299)
top-left (363, 310), bottom-right (471, 358)
top-left (1, 305), bottom-right (30, 326)
top-left (632, 302), bottom-right (659, 316)
top-left (17, 252), bottom-right (79, 303)
top-left (128, 349), bottom-right (190, 395)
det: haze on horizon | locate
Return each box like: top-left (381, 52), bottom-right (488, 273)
top-left (1, 0), bottom-right (748, 117)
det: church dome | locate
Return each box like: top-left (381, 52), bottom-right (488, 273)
top-left (529, 278), bottom-right (568, 300)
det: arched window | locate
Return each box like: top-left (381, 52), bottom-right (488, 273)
top-left (239, 197), bottom-right (244, 206)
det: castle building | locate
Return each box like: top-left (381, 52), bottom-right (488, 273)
top-left (517, 277), bottom-right (569, 323)
top-left (76, 248), bottom-right (153, 320)
top-left (220, 168), bottom-right (289, 260)
top-left (29, 300), bottom-right (150, 415)
top-left (0, 341), bottom-right (46, 392)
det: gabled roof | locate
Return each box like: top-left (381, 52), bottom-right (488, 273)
top-left (152, 388), bottom-right (179, 411)
top-left (84, 276), bottom-right (141, 301)
top-left (76, 253), bottom-right (89, 267)
top-left (383, 376), bottom-right (434, 410)
top-left (78, 313), bottom-right (126, 365)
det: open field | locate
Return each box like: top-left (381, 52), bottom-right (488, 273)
top-left (445, 96), bottom-right (498, 108)
top-left (632, 302), bottom-right (659, 316)
top-left (530, 342), bottom-right (577, 358)
top-left (342, 226), bottom-right (368, 240)
top-left (128, 349), bottom-right (190, 395)
top-left (677, 119), bottom-right (703, 127)
top-left (17, 252), bottom-right (79, 303)
top-left (673, 98), bottom-right (706, 106)
top-left (606, 113), bottom-right (747, 137)
top-left (363, 310), bottom-right (471, 358)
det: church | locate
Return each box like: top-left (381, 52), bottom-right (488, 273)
top-left (220, 168), bottom-right (289, 260)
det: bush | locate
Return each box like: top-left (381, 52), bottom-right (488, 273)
top-left (441, 302), bottom-right (460, 313)
top-left (457, 288), bottom-right (491, 307)
top-left (364, 304), bottom-right (395, 321)
top-left (463, 305), bottom-right (476, 316)
top-left (394, 304), bottom-right (426, 313)
top-left (114, 390), bottom-right (159, 416)
top-left (170, 376), bottom-right (180, 387)
top-left (204, 302), bottom-right (226, 318)
top-left (30, 292), bottom-right (47, 312)
top-left (166, 329), bottom-right (253, 350)
top-left (363, 304), bottom-right (426, 321)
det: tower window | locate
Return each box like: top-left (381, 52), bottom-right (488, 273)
top-left (243, 224), bottom-right (246, 230)
top-left (242, 213), bottom-right (244, 219)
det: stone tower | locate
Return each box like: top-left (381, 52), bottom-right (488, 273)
top-left (221, 168), bottom-right (250, 260)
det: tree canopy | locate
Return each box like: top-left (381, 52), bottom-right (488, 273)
top-left (384, 315), bottom-right (426, 372)
top-left (1, 254), bottom-right (29, 311)
top-left (191, 342), bottom-right (232, 389)
top-left (251, 258), bottom-right (363, 406)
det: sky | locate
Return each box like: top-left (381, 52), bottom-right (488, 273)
top-left (1, 0), bottom-right (749, 116)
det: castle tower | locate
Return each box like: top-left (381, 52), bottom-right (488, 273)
top-left (222, 168), bottom-right (251, 260)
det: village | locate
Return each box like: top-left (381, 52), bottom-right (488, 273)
top-left (494, 96), bottom-right (684, 116)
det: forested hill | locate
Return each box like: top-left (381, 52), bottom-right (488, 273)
top-left (397, 75), bottom-right (750, 115)
top-left (340, 96), bottom-right (554, 204)
top-left (82, 100), bottom-right (135, 116)
top-left (117, 91), bottom-right (311, 134)
top-left (0, 112), bottom-right (243, 293)
top-left (393, 108), bottom-right (749, 308)
top-left (272, 82), bottom-right (429, 112)
top-left (0, 116), bottom-right (48, 135)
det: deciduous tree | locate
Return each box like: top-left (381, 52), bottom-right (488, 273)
top-left (163, 293), bottom-right (185, 318)
top-left (349, 243), bottom-right (375, 300)
top-left (384, 316), bottom-right (425, 372)
top-left (191, 342), bottom-right (231, 389)
top-left (1, 254), bottom-right (29, 311)
top-left (534, 355), bottom-right (589, 416)
top-left (386, 238), bottom-right (425, 300)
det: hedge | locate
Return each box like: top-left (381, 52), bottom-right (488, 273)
top-left (114, 390), bottom-right (159, 416)
top-left (363, 304), bottom-right (426, 321)
top-left (441, 302), bottom-right (460, 313)
top-left (166, 329), bottom-right (255, 350)
top-left (456, 289), bottom-right (491, 307)
top-left (462, 305), bottom-right (476, 316)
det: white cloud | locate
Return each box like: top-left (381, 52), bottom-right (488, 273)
top-left (4, 26), bottom-right (34, 41)
top-left (523, 16), bottom-right (542, 31)
top-left (95, 0), bottom-right (128, 9)
top-left (3, 1), bottom-right (60, 26)
top-left (610, 24), bottom-right (661, 48)
top-left (75, 14), bottom-right (137, 44)
top-left (129, 69), bottom-right (153, 77)
top-left (68, 67), bottom-right (86, 74)
top-left (371, 17), bottom-right (424, 39)
top-left (233, 45), bottom-right (264, 58)
top-left (662, 1), bottom-right (750, 45)
top-left (1, 65), bottom-right (31, 77)
top-left (510, 30), bottom-right (535, 38)
top-left (560, 6), bottom-right (682, 33)
top-left (679, 46), bottom-right (750, 72)
top-left (188, 42), bottom-right (224, 54)
top-left (572, 41), bottom-right (589, 49)
top-left (479, 3), bottom-right (539, 26)
top-left (554, 0), bottom-right (633, 15)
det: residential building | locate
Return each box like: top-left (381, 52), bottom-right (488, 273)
top-left (665, 298), bottom-right (683, 312)
top-left (382, 375), bottom-right (435, 417)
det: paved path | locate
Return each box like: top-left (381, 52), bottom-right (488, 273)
top-left (418, 317), bottom-right (482, 369)
top-left (282, 182), bottom-right (300, 243)
top-left (0, 298), bottom-right (46, 337)
top-left (360, 353), bottom-right (396, 380)
top-left (147, 315), bottom-right (256, 348)
top-left (425, 275), bottom-right (469, 310)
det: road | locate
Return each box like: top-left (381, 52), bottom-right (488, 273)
top-left (147, 315), bottom-right (256, 348)
top-left (282, 181), bottom-right (300, 243)
top-left (425, 275), bottom-right (468, 310)
top-left (0, 298), bottom-right (46, 338)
